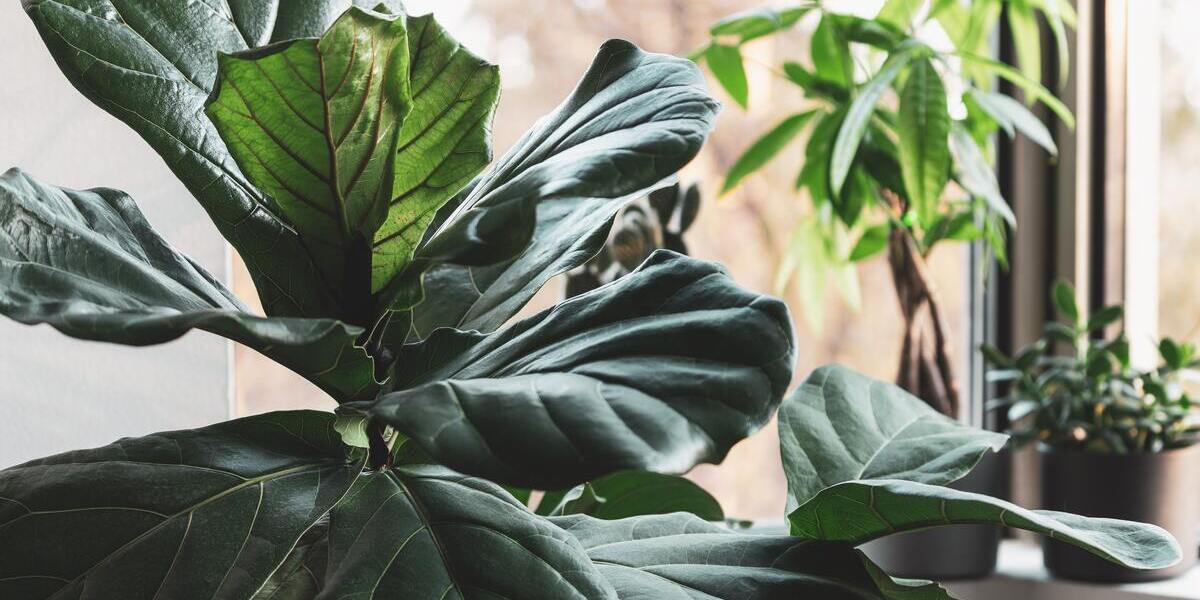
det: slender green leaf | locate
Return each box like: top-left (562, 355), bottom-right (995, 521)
top-left (959, 52), bottom-right (1076, 128)
top-left (1035, 0), bottom-right (1072, 85)
top-left (1053, 279), bottom-right (1080, 323)
top-left (897, 56), bottom-right (950, 226)
top-left (710, 5), bottom-right (814, 44)
top-left (722, 111), bottom-right (817, 194)
top-left (968, 89), bottom-right (1058, 155)
top-left (1006, 0), bottom-right (1042, 90)
top-left (0, 411), bottom-right (362, 599)
top-left (364, 252), bottom-right (795, 489)
top-left (789, 479), bottom-right (1182, 572)
top-left (24, 0), bottom-right (405, 318)
top-left (850, 224), bottom-right (891, 261)
top-left (831, 50), bottom-right (914, 197)
top-left (705, 43), bottom-right (750, 109)
top-left (951, 127), bottom-right (1015, 225)
top-left (812, 16), bottom-right (853, 87)
top-left (0, 169), bottom-right (378, 402)
top-left (537, 471), bottom-right (724, 521)
top-left (402, 40), bottom-right (719, 339)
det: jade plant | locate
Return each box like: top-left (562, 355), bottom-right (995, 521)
top-left (983, 282), bottom-right (1200, 453)
top-left (692, 1), bottom-right (1075, 417)
top-left (0, 2), bottom-right (1180, 599)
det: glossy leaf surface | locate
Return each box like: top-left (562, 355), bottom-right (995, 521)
top-left (0, 169), bottom-right (377, 402)
top-left (402, 39), bottom-right (719, 338)
top-left (536, 471), bottom-right (724, 521)
top-left (0, 411), bottom-right (361, 599)
top-left (367, 252), bottom-right (795, 489)
top-left (780, 364), bottom-right (1008, 508)
top-left (553, 512), bottom-right (951, 600)
top-left (24, 0), bottom-right (405, 318)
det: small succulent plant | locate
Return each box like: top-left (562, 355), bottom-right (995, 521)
top-left (984, 281), bottom-right (1200, 453)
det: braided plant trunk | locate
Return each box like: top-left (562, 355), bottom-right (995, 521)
top-left (885, 192), bottom-right (960, 419)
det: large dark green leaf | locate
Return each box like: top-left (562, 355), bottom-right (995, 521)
top-left (0, 169), bottom-right (377, 402)
top-left (790, 480), bottom-right (1181, 571)
top-left (207, 7), bottom-right (413, 323)
top-left (316, 465), bottom-right (614, 599)
top-left (780, 364), bottom-right (1008, 508)
top-left (780, 366), bottom-right (1182, 572)
top-left (364, 252), bottom-right (795, 489)
top-left (552, 512), bottom-right (952, 600)
top-left (24, 0), bottom-right (403, 318)
top-left (897, 56), bottom-right (950, 226)
top-left (401, 39), bottom-right (719, 339)
top-left (0, 411), bottom-right (362, 599)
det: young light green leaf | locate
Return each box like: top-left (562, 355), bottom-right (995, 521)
top-left (705, 43), bottom-right (750, 108)
top-left (877, 0), bottom-right (925, 30)
top-left (898, 56), bottom-right (951, 226)
top-left (959, 52), bottom-right (1076, 129)
top-left (371, 13), bottom-right (500, 297)
top-left (1007, 0), bottom-right (1042, 90)
top-left (951, 127), bottom-right (1015, 226)
top-left (969, 89), bottom-right (1058, 155)
top-left (722, 111), bottom-right (817, 194)
top-left (831, 50), bottom-right (914, 197)
top-left (812, 16), bottom-right (853, 87)
top-left (789, 479), bottom-right (1182, 572)
top-left (1035, 0), bottom-right (1072, 85)
top-left (850, 224), bottom-right (891, 261)
top-left (207, 8), bottom-right (414, 323)
top-left (333, 414), bottom-right (371, 448)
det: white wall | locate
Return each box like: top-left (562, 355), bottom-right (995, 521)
top-left (0, 4), bottom-right (231, 466)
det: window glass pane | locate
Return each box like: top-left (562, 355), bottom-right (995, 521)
top-left (1160, 0), bottom-right (1200, 348)
top-left (234, 0), bottom-right (970, 520)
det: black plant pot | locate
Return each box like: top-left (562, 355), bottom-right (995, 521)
top-left (859, 450), bottom-right (1010, 580)
top-left (1041, 443), bottom-right (1200, 582)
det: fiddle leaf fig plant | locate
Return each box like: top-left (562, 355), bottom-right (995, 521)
top-left (0, 2), bottom-right (1181, 599)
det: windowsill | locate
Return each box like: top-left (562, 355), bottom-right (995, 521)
top-left (946, 541), bottom-right (1200, 600)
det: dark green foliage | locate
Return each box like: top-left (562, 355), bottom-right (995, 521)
top-left (983, 281), bottom-right (1200, 453)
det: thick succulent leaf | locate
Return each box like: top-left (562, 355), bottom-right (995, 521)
top-left (316, 465), bottom-right (615, 599)
top-left (400, 39), bottom-right (720, 338)
top-left (552, 512), bottom-right (950, 600)
top-left (536, 471), bottom-right (724, 521)
top-left (372, 14), bottom-right (500, 298)
top-left (780, 364), bottom-right (1008, 508)
top-left (207, 7), bottom-right (412, 320)
top-left (0, 411), bottom-right (363, 600)
top-left (789, 479), bottom-right (1182, 571)
top-left (0, 169), bottom-right (377, 402)
top-left (364, 252), bottom-right (795, 489)
top-left (23, 0), bottom-right (403, 318)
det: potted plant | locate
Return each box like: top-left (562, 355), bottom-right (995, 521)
top-left (984, 281), bottom-right (1200, 582)
top-left (691, 0), bottom-right (1073, 578)
top-left (0, 2), bottom-right (1179, 598)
